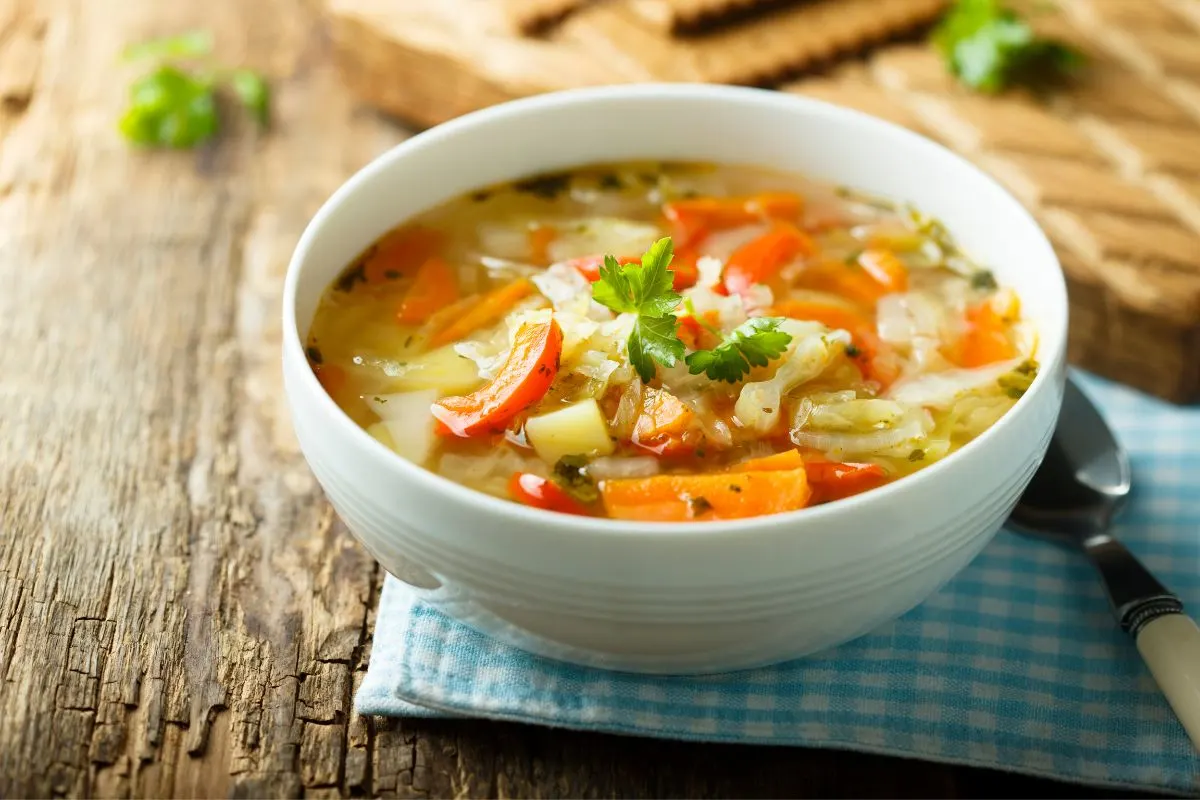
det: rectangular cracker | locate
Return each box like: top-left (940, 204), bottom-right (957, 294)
top-left (627, 0), bottom-right (798, 33)
top-left (503, 0), bottom-right (592, 34)
top-left (562, 0), bottom-right (948, 86)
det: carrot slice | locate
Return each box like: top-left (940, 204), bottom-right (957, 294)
top-left (566, 254), bottom-right (640, 282)
top-left (664, 192), bottom-right (804, 248)
top-left (740, 448), bottom-right (889, 503)
top-left (600, 469), bottom-right (811, 521)
top-left (427, 278), bottom-right (534, 347)
top-left (630, 387), bottom-right (696, 456)
top-left (857, 248), bottom-right (909, 295)
top-left (677, 310), bottom-right (721, 351)
top-left (804, 460), bottom-right (889, 504)
top-left (363, 225), bottom-right (445, 285)
top-left (314, 363), bottom-right (345, 396)
top-left (568, 251), bottom-right (698, 291)
top-left (734, 449), bottom-right (806, 472)
top-left (508, 472), bottom-right (591, 516)
top-left (432, 320), bottom-right (562, 437)
top-left (951, 302), bottom-right (1017, 368)
top-left (397, 257), bottom-right (459, 325)
top-left (722, 223), bottom-right (814, 296)
top-left (528, 225), bottom-right (557, 266)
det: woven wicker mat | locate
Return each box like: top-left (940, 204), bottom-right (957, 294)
top-left (326, 0), bottom-right (1200, 402)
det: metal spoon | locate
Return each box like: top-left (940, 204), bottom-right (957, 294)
top-left (1009, 376), bottom-right (1200, 750)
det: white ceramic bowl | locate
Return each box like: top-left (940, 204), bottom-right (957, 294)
top-left (283, 85), bottom-right (1067, 674)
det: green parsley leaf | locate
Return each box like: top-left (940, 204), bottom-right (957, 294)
top-left (592, 236), bottom-right (684, 382)
top-left (630, 315), bottom-right (686, 383)
top-left (229, 69), bottom-right (270, 128)
top-left (592, 237), bottom-right (680, 317)
top-left (685, 317), bottom-right (793, 383)
top-left (121, 30), bottom-right (213, 62)
top-left (932, 0), bottom-right (1083, 93)
top-left (119, 65), bottom-right (219, 149)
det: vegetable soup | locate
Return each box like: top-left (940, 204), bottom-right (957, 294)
top-left (306, 161), bottom-right (1038, 521)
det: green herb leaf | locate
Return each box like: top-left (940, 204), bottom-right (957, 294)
top-left (630, 315), bottom-right (686, 383)
top-left (685, 317), bottom-right (793, 383)
top-left (591, 237), bottom-right (680, 318)
top-left (932, 0), bottom-right (1083, 93)
top-left (229, 69), bottom-right (270, 128)
top-left (121, 30), bottom-right (213, 62)
top-left (118, 65), bottom-right (219, 148)
top-left (592, 237), bottom-right (684, 382)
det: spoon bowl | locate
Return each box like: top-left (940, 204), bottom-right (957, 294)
top-left (1009, 379), bottom-right (1132, 541)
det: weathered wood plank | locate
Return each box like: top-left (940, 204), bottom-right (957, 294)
top-left (0, 0), bottom-right (1169, 797)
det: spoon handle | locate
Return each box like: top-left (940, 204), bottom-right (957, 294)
top-left (1136, 614), bottom-right (1200, 751)
top-left (1084, 534), bottom-right (1200, 751)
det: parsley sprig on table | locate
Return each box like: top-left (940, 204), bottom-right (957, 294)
top-left (119, 31), bottom-right (269, 149)
top-left (591, 237), bottom-right (793, 383)
top-left (933, 0), bottom-right (1083, 93)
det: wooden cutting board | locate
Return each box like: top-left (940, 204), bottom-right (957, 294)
top-left (325, 0), bottom-right (1200, 403)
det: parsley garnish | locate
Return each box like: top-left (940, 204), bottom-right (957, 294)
top-left (593, 237), bottom-right (796, 383)
top-left (119, 31), bottom-right (270, 149)
top-left (684, 317), bottom-right (793, 383)
top-left (592, 237), bottom-right (685, 382)
top-left (933, 0), bottom-right (1083, 93)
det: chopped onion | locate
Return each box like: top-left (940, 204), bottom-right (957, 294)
top-left (545, 217), bottom-right (660, 263)
top-left (586, 456), bottom-right (661, 480)
top-left (790, 410), bottom-right (928, 456)
top-left (695, 255), bottom-right (724, 290)
top-left (477, 223), bottom-right (532, 261)
top-left (697, 223), bottom-right (770, 262)
top-left (611, 378), bottom-right (642, 439)
top-left (886, 358), bottom-right (1023, 408)
top-left (532, 263), bottom-right (590, 310)
top-left (734, 323), bottom-right (849, 433)
top-left (876, 292), bottom-right (945, 346)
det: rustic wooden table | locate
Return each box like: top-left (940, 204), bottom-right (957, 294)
top-left (0, 1), bottom-right (1164, 797)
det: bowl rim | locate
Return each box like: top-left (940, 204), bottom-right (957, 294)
top-left (282, 82), bottom-right (1068, 538)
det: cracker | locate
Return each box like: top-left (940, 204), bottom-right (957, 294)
top-left (627, 0), bottom-right (795, 33)
top-left (503, 0), bottom-right (591, 34)
top-left (562, 0), bottom-right (948, 86)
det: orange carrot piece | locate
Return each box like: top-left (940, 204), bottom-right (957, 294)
top-left (632, 387), bottom-right (694, 447)
top-left (432, 320), bottom-right (563, 437)
top-left (528, 225), bottom-right (557, 266)
top-left (397, 257), bottom-right (459, 325)
top-left (804, 460), bottom-right (889, 504)
top-left (601, 469), bottom-right (811, 521)
top-left (566, 254), bottom-right (640, 282)
top-left (568, 251), bottom-right (698, 291)
top-left (664, 192), bottom-right (804, 248)
top-left (427, 278), bottom-right (534, 347)
top-left (508, 472), bottom-right (591, 516)
top-left (314, 363), bottom-right (345, 396)
top-left (749, 448), bottom-right (890, 503)
top-left (857, 248), bottom-right (909, 295)
top-left (951, 302), bottom-right (1017, 368)
top-left (734, 449), bottom-right (806, 472)
top-left (677, 310), bottom-right (721, 351)
top-left (363, 225), bottom-right (445, 285)
top-left (722, 223), bottom-right (814, 296)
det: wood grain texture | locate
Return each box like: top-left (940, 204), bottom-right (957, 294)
top-left (0, 0), bottom-right (1170, 797)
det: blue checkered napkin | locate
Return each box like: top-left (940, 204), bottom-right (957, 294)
top-left (357, 371), bottom-right (1200, 795)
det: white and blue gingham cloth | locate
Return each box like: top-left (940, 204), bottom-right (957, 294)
top-left (357, 371), bottom-right (1200, 795)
